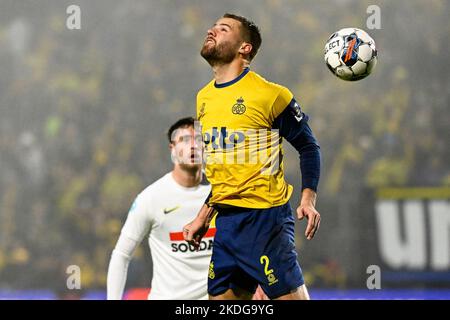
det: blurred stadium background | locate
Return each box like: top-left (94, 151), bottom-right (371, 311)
top-left (0, 0), bottom-right (449, 300)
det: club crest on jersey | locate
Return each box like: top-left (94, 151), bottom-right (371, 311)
top-left (232, 97), bottom-right (246, 115)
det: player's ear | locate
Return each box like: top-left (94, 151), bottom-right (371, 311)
top-left (170, 143), bottom-right (178, 164)
top-left (239, 42), bottom-right (252, 56)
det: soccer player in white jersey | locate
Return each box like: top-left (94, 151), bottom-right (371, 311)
top-left (107, 117), bottom-right (213, 300)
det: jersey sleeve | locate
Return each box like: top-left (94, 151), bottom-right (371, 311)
top-left (120, 193), bottom-right (153, 243)
top-left (106, 235), bottom-right (139, 300)
top-left (272, 100), bottom-right (321, 192)
top-left (270, 86), bottom-right (294, 123)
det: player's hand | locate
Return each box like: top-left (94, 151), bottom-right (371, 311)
top-left (297, 189), bottom-right (321, 240)
top-left (297, 203), bottom-right (320, 240)
top-left (183, 204), bottom-right (213, 250)
top-left (183, 217), bottom-right (209, 250)
top-left (297, 189), bottom-right (320, 240)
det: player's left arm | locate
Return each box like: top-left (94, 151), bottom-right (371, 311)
top-left (272, 98), bottom-right (321, 240)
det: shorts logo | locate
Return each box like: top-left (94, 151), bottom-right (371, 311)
top-left (209, 261), bottom-right (215, 279)
top-left (260, 255), bottom-right (278, 286)
top-left (232, 97), bottom-right (246, 115)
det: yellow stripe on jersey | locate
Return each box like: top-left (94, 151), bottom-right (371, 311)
top-left (197, 69), bottom-right (294, 209)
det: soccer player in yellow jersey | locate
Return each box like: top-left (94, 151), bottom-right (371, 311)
top-left (183, 13), bottom-right (321, 300)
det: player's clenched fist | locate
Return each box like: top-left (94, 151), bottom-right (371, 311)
top-left (183, 204), bottom-right (216, 249)
top-left (183, 217), bottom-right (209, 249)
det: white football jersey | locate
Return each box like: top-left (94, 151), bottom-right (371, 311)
top-left (120, 172), bottom-right (212, 300)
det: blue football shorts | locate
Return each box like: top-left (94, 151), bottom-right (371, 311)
top-left (207, 202), bottom-right (304, 299)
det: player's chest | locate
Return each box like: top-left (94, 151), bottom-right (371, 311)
top-left (152, 196), bottom-right (204, 231)
top-left (150, 198), bottom-right (206, 245)
top-left (199, 93), bottom-right (272, 129)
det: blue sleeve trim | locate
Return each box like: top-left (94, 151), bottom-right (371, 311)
top-left (273, 98), bottom-right (321, 191)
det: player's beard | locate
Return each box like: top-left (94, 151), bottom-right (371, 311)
top-left (200, 39), bottom-right (241, 66)
top-left (179, 162), bottom-right (202, 175)
top-left (178, 150), bottom-right (203, 173)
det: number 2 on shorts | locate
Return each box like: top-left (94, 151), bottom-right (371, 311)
top-left (260, 255), bottom-right (274, 275)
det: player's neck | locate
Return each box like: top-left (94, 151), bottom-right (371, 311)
top-left (212, 59), bottom-right (249, 85)
top-left (171, 167), bottom-right (202, 188)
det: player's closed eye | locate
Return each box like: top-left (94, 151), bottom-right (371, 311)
top-left (213, 23), bottom-right (230, 33)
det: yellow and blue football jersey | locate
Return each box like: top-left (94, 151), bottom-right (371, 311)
top-left (197, 68), bottom-right (296, 208)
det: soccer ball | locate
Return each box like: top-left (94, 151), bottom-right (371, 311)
top-left (324, 27), bottom-right (377, 81)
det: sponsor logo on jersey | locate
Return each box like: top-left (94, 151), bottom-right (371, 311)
top-left (203, 127), bottom-right (246, 150)
top-left (163, 206), bottom-right (180, 214)
top-left (169, 228), bottom-right (216, 253)
top-left (202, 127), bottom-right (281, 174)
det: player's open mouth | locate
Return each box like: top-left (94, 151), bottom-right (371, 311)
top-left (190, 153), bottom-right (201, 162)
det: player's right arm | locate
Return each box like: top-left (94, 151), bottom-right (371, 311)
top-left (107, 195), bottom-right (153, 300)
top-left (106, 235), bottom-right (139, 300)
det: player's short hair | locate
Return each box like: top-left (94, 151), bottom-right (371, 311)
top-left (223, 13), bottom-right (262, 61)
top-left (167, 117), bottom-right (195, 143)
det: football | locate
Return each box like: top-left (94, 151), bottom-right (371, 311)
top-left (324, 27), bottom-right (377, 81)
